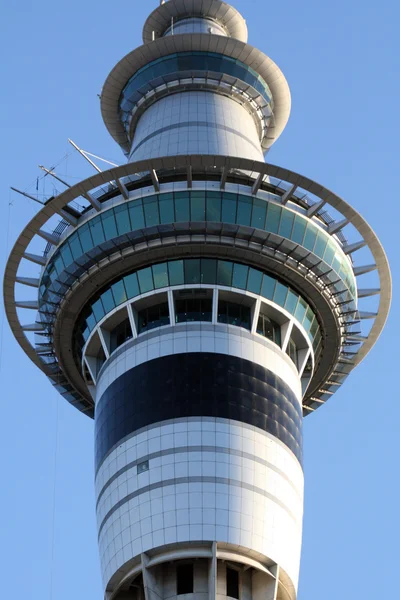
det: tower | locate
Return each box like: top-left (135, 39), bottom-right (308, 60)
top-left (3, 0), bottom-right (391, 599)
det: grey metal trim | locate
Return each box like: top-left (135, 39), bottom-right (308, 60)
top-left (100, 35), bottom-right (290, 153)
top-left (98, 475), bottom-right (301, 539)
top-left (3, 154), bottom-right (391, 416)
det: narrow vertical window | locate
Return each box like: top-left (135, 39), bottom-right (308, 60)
top-left (177, 563), bottom-right (194, 595)
top-left (226, 567), bottom-right (239, 599)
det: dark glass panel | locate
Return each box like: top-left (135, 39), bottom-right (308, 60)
top-left (128, 199), bottom-right (145, 229)
top-left (89, 217), bottom-right (105, 246)
top-left (175, 297), bottom-right (212, 323)
top-left (247, 268), bottom-right (263, 294)
top-left (303, 223), bottom-right (318, 251)
top-left (251, 198), bottom-right (267, 229)
top-left (261, 274), bottom-right (276, 300)
top-left (92, 299), bottom-right (105, 322)
top-left (100, 289), bottom-right (115, 314)
top-left (218, 300), bottom-right (251, 330)
top-left (159, 193), bottom-right (175, 224)
top-left (257, 312), bottom-right (281, 347)
top-left (285, 290), bottom-right (299, 315)
top-left (69, 235), bottom-right (83, 260)
top-left (294, 296), bottom-right (308, 323)
top-left (265, 203), bottom-right (281, 234)
top-left (138, 302), bottom-right (170, 334)
top-left (226, 567), bottom-right (239, 600)
top-left (314, 231), bottom-right (328, 258)
top-left (206, 192), bottom-right (222, 221)
top-left (291, 215), bottom-right (307, 245)
top-left (112, 280), bottom-right (128, 306)
top-left (168, 260), bottom-right (184, 286)
top-left (174, 192), bottom-right (190, 221)
top-left (323, 240), bottom-right (336, 266)
top-left (152, 262), bottom-right (169, 289)
top-left (177, 564), bottom-right (194, 596)
top-left (274, 282), bottom-right (288, 307)
top-left (102, 211), bottom-right (118, 240)
top-left (236, 194), bottom-right (253, 226)
top-left (124, 272), bottom-right (140, 299)
top-left (221, 192), bottom-right (237, 223)
top-left (110, 318), bottom-right (133, 353)
top-left (143, 196), bottom-right (160, 227)
top-left (232, 263), bottom-right (248, 290)
top-left (217, 260), bottom-right (233, 287)
top-left (60, 243), bottom-right (73, 267)
top-left (201, 259), bottom-right (217, 284)
top-left (279, 210), bottom-right (295, 238)
top-left (78, 224), bottom-right (94, 253)
top-left (114, 204), bottom-right (131, 235)
top-left (137, 267), bottom-right (154, 294)
top-left (190, 191), bottom-right (206, 221)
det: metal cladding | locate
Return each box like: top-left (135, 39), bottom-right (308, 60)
top-left (3, 1), bottom-right (391, 600)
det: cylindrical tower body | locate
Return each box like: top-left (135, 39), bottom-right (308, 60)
top-left (4, 2), bottom-right (391, 600)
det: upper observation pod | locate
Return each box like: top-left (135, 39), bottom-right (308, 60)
top-left (100, 0), bottom-right (291, 158)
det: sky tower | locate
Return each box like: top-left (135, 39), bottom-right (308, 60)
top-left (3, 1), bottom-right (392, 599)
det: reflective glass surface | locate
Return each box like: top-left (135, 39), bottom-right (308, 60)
top-left (119, 52), bottom-right (273, 132)
top-left (76, 258), bottom-right (322, 355)
top-left (40, 191), bottom-right (356, 321)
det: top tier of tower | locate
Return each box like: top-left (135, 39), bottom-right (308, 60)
top-left (142, 0), bottom-right (248, 43)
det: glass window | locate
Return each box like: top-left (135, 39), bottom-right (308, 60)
top-left (279, 210), bottom-right (295, 238)
top-left (69, 235), bottom-right (83, 260)
top-left (261, 274), bottom-right (276, 300)
top-left (112, 280), bottom-right (127, 306)
top-left (265, 203), bottom-right (281, 234)
top-left (60, 243), bottom-right (73, 267)
top-left (191, 192), bottom-right (206, 221)
top-left (217, 261), bottom-right (233, 287)
top-left (175, 296), bottom-right (212, 323)
top-left (124, 272), bottom-right (140, 299)
top-left (303, 224), bottom-right (317, 251)
top-left (143, 196), bottom-right (160, 227)
top-left (110, 318), bottom-right (133, 353)
top-left (226, 567), bottom-right (239, 600)
top-left (102, 211), bottom-right (118, 240)
top-left (101, 289), bottom-right (115, 314)
top-left (237, 195), bottom-right (252, 226)
top-left (159, 193), bottom-right (175, 223)
top-left (78, 224), bottom-right (94, 253)
top-left (138, 302), bottom-right (170, 334)
top-left (274, 282), bottom-right (288, 307)
top-left (303, 306), bottom-right (315, 332)
top-left (251, 198), bottom-right (267, 229)
top-left (114, 204), bottom-right (131, 235)
top-left (153, 263), bottom-right (169, 289)
top-left (218, 300), bottom-right (251, 330)
top-left (206, 192), bottom-right (222, 221)
top-left (184, 259), bottom-right (201, 284)
top-left (323, 240), bottom-right (336, 266)
top-left (137, 267), bottom-right (154, 294)
top-left (232, 263), bottom-right (248, 289)
top-left (314, 231), bottom-right (327, 258)
top-left (86, 312), bottom-right (96, 332)
top-left (221, 193), bottom-right (237, 223)
top-left (310, 316), bottom-right (319, 339)
top-left (89, 217), bottom-right (105, 246)
top-left (168, 260), bottom-right (184, 286)
top-left (129, 199), bottom-right (145, 229)
top-left (247, 268), bottom-right (263, 294)
top-left (291, 216), bottom-right (307, 245)
top-left (174, 192), bottom-right (190, 221)
top-left (53, 255), bottom-right (64, 275)
top-left (294, 297), bottom-right (308, 323)
top-left (177, 564), bottom-right (193, 596)
top-left (285, 290), bottom-right (299, 315)
top-left (286, 338), bottom-right (298, 368)
top-left (257, 312), bottom-right (281, 347)
top-left (201, 259), bottom-right (217, 284)
top-left (92, 299), bottom-right (105, 322)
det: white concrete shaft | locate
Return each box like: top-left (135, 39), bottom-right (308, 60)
top-left (129, 92), bottom-right (264, 162)
top-left (96, 418), bottom-right (304, 593)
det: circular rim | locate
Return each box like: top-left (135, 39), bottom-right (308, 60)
top-left (142, 0), bottom-right (249, 44)
top-left (3, 154), bottom-right (392, 415)
top-left (100, 35), bottom-right (291, 153)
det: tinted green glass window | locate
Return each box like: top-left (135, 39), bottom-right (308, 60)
top-left (279, 210), bottom-right (295, 238)
top-left (323, 240), bottom-right (336, 266)
top-left (86, 312), bottom-right (96, 332)
top-left (251, 198), bottom-right (267, 229)
top-left (265, 203), bottom-right (281, 234)
top-left (114, 204), bottom-right (131, 235)
top-left (129, 199), bottom-right (145, 229)
top-left (111, 280), bottom-right (127, 305)
top-left (168, 260), bottom-right (184, 286)
top-left (303, 224), bottom-right (317, 251)
top-left (143, 197), bottom-right (160, 227)
top-left (314, 231), bottom-right (327, 258)
top-left (291, 216), bottom-right (307, 245)
top-left (221, 193), bottom-right (237, 223)
top-left (54, 255), bottom-right (64, 275)
top-left (60, 243), bottom-right (73, 267)
top-left (175, 193), bottom-right (190, 221)
top-left (102, 211), bottom-right (118, 240)
top-left (261, 274), bottom-right (276, 300)
top-left (201, 259), bottom-right (217, 284)
top-left (206, 192), bottom-right (222, 221)
top-left (69, 236), bottom-right (83, 260)
top-left (332, 253), bottom-right (342, 274)
top-left (89, 217), bottom-right (105, 246)
top-left (101, 289), bottom-right (115, 313)
top-left (285, 290), bottom-right (299, 315)
top-left (153, 262), bottom-right (169, 289)
top-left (232, 263), bottom-right (248, 289)
top-left (191, 192), bottom-right (206, 221)
top-left (92, 299), bottom-right (105, 322)
top-left (274, 282), bottom-right (288, 306)
top-left (236, 195), bottom-right (253, 226)
top-left (217, 260), bottom-right (233, 286)
top-left (184, 259), bottom-right (201, 284)
top-left (159, 194), bottom-right (175, 224)
top-left (303, 307), bottom-right (315, 332)
top-left (124, 272), bottom-right (140, 298)
top-left (78, 224), bottom-right (94, 253)
top-left (310, 317), bottom-right (319, 339)
top-left (295, 297), bottom-right (308, 323)
top-left (137, 267), bottom-right (154, 293)
top-left (247, 268), bottom-right (263, 294)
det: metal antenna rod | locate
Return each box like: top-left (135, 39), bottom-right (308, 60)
top-left (10, 187), bottom-right (44, 206)
top-left (68, 139), bottom-right (103, 173)
top-left (39, 166), bottom-right (71, 188)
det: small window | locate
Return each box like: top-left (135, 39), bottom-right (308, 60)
top-left (286, 338), bottom-right (298, 368)
top-left (218, 300), bottom-right (251, 331)
top-left (138, 302), bottom-right (170, 334)
top-left (137, 460), bottom-right (149, 474)
top-left (257, 312), bottom-right (281, 346)
top-left (226, 567), bottom-right (239, 599)
top-left (175, 296), bottom-right (212, 323)
top-left (177, 563), bottom-right (193, 595)
top-left (110, 318), bottom-right (133, 353)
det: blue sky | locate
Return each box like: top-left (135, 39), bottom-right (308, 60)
top-left (0, 0), bottom-right (398, 598)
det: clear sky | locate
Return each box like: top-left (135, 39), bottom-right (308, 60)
top-left (0, 0), bottom-right (398, 598)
